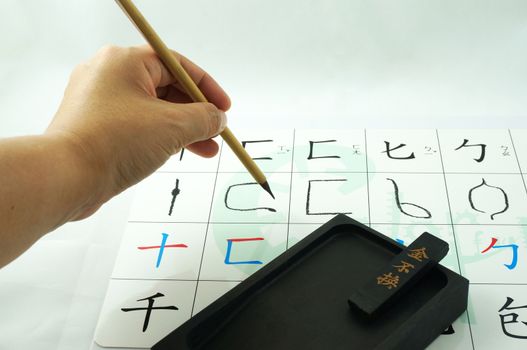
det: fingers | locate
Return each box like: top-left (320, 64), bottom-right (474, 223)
top-left (155, 85), bottom-right (193, 104)
top-left (139, 45), bottom-right (231, 111)
top-left (162, 101), bottom-right (227, 148)
top-left (185, 139), bottom-right (220, 158)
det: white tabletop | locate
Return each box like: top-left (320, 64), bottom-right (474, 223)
top-left (1, 1), bottom-right (526, 349)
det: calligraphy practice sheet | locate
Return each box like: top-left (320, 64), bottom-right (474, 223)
top-left (94, 129), bottom-right (527, 349)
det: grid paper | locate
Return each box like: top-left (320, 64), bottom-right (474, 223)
top-left (94, 129), bottom-right (527, 349)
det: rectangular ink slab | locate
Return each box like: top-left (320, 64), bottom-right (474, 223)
top-left (153, 214), bottom-right (469, 350)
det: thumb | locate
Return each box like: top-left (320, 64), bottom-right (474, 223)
top-left (167, 102), bottom-right (227, 147)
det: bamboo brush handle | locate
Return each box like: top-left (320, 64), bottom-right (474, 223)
top-left (115, 0), bottom-right (268, 184)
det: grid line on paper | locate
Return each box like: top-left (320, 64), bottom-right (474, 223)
top-left (190, 140), bottom-right (224, 317)
top-left (285, 129), bottom-right (296, 249)
top-left (435, 129), bottom-right (476, 350)
top-left (508, 129), bottom-right (527, 196)
top-left (112, 277), bottom-right (247, 283)
top-left (156, 170), bottom-right (218, 173)
top-left (469, 282), bottom-right (527, 286)
top-left (370, 222), bottom-right (527, 226)
top-left (158, 170), bottom-right (527, 175)
top-left (128, 221), bottom-right (288, 224)
top-left (364, 129), bottom-right (371, 226)
top-left (110, 278), bottom-right (527, 285)
top-left (127, 220), bottom-right (527, 226)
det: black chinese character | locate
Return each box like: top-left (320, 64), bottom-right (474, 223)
top-left (168, 179), bottom-right (181, 216)
top-left (307, 140), bottom-right (341, 160)
top-left (382, 141), bottom-right (415, 160)
top-left (498, 297), bottom-right (527, 339)
top-left (241, 140), bottom-right (274, 160)
top-left (121, 292), bottom-right (178, 332)
top-left (454, 139), bottom-right (486, 162)
top-left (468, 178), bottom-right (509, 220)
top-left (387, 178), bottom-right (431, 219)
top-left (224, 182), bottom-right (276, 212)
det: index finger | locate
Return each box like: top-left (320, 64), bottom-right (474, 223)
top-left (139, 45), bottom-right (231, 111)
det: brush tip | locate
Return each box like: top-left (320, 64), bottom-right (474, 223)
top-left (260, 181), bottom-right (275, 199)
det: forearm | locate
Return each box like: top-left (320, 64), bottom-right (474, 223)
top-left (0, 134), bottom-right (98, 267)
top-left (0, 45), bottom-right (229, 268)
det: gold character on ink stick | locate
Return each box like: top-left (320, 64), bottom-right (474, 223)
top-left (377, 272), bottom-right (400, 290)
top-left (407, 247), bottom-right (428, 262)
top-left (393, 260), bottom-right (415, 274)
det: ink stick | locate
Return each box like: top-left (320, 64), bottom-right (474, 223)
top-left (348, 232), bottom-right (449, 318)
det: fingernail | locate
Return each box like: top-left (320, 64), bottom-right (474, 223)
top-left (218, 110), bottom-right (227, 132)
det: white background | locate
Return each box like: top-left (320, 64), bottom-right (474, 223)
top-left (1, 1), bottom-right (527, 349)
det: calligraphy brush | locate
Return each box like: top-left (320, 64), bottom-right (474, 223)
top-left (114, 0), bottom-right (275, 199)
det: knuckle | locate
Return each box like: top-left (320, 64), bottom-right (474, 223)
top-left (97, 44), bottom-right (121, 57)
top-left (92, 45), bottom-right (145, 75)
top-left (71, 61), bottom-right (89, 77)
top-left (202, 103), bottom-right (220, 136)
top-left (91, 45), bottom-right (123, 70)
top-left (96, 45), bottom-right (139, 67)
top-left (123, 46), bottom-right (141, 60)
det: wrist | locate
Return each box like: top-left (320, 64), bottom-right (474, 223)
top-left (43, 131), bottom-right (109, 221)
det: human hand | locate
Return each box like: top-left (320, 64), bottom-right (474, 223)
top-left (46, 45), bottom-right (230, 219)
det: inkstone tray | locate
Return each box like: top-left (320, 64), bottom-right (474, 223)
top-left (153, 214), bottom-right (469, 350)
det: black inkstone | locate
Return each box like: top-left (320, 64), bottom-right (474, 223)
top-left (152, 214), bottom-right (469, 350)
